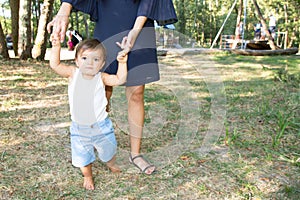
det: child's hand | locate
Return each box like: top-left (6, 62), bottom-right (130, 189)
top-left (117, 50), bottom-right (128, 64)
top-left (50, 34), bottom-right (60, 46)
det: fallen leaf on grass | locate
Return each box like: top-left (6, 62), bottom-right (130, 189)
top-left (197, 159), bottom-right (207, 164)
top-left (180, 156), bottom-right (189, 160)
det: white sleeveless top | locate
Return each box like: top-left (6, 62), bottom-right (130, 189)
top-left (68, 68), bottom-right (108, 125)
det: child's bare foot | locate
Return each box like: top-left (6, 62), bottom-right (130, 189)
top-left (83, 176), bottom-right (95, 190)
top-left (106, 156), bottom-right (121, 173)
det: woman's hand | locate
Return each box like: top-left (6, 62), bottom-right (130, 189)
top-left (116, 16), bottom-right (147, 54)
top-left (116, 28), bottom-right (140, 54)
top-left (116, 36), bottom-right (129, 51)
top-left (47, 2), bottom-right (72, 43)
top-left (116, 36), bottom-right (128, 63)
top-left (123, 29), bottom-right (138, 53)
top-left (47, 15), bottom-right (69, 43)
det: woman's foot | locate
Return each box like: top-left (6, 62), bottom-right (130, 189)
top-left (129, 154), bottom-right (156, 175)
top-left (83, 176), bottom-right (94, 190)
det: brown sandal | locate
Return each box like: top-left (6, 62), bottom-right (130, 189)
top-left (129, 154), bottom-right (156, 175)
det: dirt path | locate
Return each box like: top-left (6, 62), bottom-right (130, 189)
top-left (8, 48), bottom-right (76, 60)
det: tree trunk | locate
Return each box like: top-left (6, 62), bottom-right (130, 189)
top-left (32, 0), bottom-right (54, 60)
top-left (32, 0), bottom-right (38, 39)
top-left (175, 0), bottom-right (186, 35)
top-left (283, 3), bottom-right (288, 49)
top-left (231, 48), bottom-right (298, 56)
top-left (288, 16), bottom-right (297, 48)
top-left (209, 2), bottom-right (212, 45)
top-left (9, 0), bottom-right (20, 56)
top-left (0, 22), bottom-right (9, 59)
top-left (235, 0), bottom-right (243, 39)
top-left (174, 0), bottom-right (186, 46)
top-left (18, 0), bottom-right (32, 59)
top-left (252, 0), bottom-right (277, 50)
top-left (1, 3), bottom-right (8, 31)
top-left (201, 6), bottom-right (205, 46)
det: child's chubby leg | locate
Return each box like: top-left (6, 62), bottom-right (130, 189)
top-left (106, 155), bottom-right (121, 173)
top-left (80, 163), bottom-right (95, 190)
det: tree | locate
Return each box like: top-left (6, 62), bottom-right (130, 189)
top-left (32, 0), bottom-right (42, 40)
top-left (235, 0), bottom-right (243, 39)
top-left (283, 3), bottom-right (288, 49)
top-left (1, 0), bottom-right (299, 58)
top-left (9, 0), bottom-right (19, 56)
top-left (285, 0), bottom-right (300, 48)
top-left (0, 21), bottom-right (9, 59)
top-left (175, 0), bottom-right (186, 35)
top-left (32, 0), bottom-right (54, 60)
top-left (18, 0), bottom-right (32, 59)
top-left (1, 1), bottom-right (10, 32)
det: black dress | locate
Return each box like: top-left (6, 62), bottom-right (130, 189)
top-left (62, 0), bottom-right (177, 86)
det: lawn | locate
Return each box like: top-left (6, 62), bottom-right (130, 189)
top-left (0, 53), bottom-right (299, 199)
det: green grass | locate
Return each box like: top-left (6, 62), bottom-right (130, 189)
top-left (0, 53), bottom-right (299, 199)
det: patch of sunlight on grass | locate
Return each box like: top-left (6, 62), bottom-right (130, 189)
top-left (4, 99), bottom-right (66, 111)
top-left (34, 122), bottom-right (70, 133)
top-left (0, 137), bottom-right (24, 146)
top-left (2, 98), bottom-right (22, 108)
top-left (0, 75), bottom-right (25, 81)
top-left (234, 91), bottom-right (257, 98)
top-left (3, 67), bottom-right (38, 76)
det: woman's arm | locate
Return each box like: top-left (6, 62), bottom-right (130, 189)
top-left (49, 34), bottom-right (75, 78)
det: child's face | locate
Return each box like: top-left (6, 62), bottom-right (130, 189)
top-left (75, 48), bottom-right (105, 77)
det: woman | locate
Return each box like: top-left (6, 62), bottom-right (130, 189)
top-left (47, 0), bottom-right (177, 175)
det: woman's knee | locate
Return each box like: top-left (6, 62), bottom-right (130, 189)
top-left (126, 86), bottom-right (144, 102)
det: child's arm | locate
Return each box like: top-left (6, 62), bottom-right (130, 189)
top-left (49, 34), bottom-right (75, 78)
top-left (102, 50), bottom-right (128, 86)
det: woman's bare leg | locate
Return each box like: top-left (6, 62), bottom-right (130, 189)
top-left (80, 164), bottom-right (94, 190)
top-left (126, 85), bottom-right (156, 174)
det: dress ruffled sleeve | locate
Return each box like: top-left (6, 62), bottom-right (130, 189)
top-left (137, 0), bottom-right (178, 26)
top-left (61, 0), bottom-right (98, 21)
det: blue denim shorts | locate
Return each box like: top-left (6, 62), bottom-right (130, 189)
top-left (70, 118), bottom-right (117, 168)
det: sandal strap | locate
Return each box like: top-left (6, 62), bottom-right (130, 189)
top-left (130, 154), bottom-right (146, 163)
top-left (142, 164), bottom-right (155, 173)
top-left (129, 154), bottom-right (156, 174)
